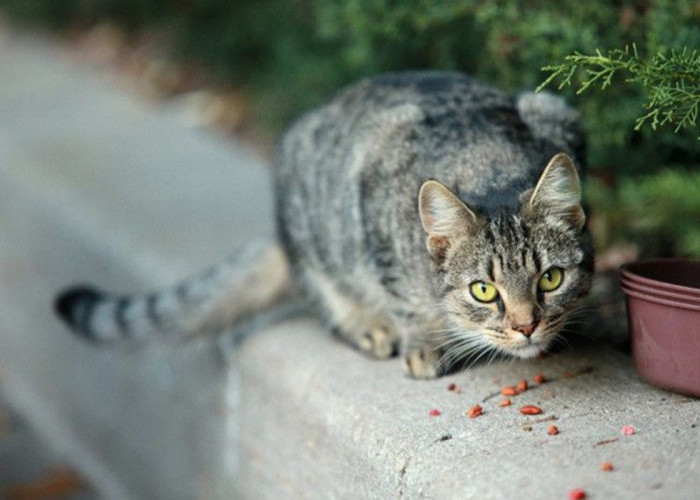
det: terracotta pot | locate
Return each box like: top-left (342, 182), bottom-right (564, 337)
top-left (620, 259), bottom-right (700, 397)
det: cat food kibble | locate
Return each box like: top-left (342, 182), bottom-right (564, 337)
top-left (516, 379), bottom-right (528, 392)
top-left (548, 425), bottom-right (559, 435)
top-left (621, 425), bottom-right (635, 435)
top-left (601, 461), bottom-right (614, 471)
top-left (501, 385), bottom-right (518, 396)
top-left (429, 409), bottom-right (441, 417)
top-left (499, 398), bottom-right (512, 407)
top-left (519, 405), bottom-right (543, 415)
top-left (533, 373), bottom-right (547, 384)
top-left (568, 488), bottom-right (586, 500)
top-left (467, 404), bottom-right (483, 418)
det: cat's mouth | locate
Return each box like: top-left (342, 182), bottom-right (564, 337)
top-left (510, 342), bottom-right (546, 359)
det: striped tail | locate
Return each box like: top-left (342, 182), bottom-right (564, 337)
top-left (54, 241), bottom-right (292, 343)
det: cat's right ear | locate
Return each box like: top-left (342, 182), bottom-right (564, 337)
top-left (418, 180), bottom-right (479, 263)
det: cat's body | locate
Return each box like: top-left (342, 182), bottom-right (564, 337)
top-left (56, 71), bottom-right (593, 378)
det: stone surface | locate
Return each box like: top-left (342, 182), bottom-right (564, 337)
top-left (1, 28), bottom-right (699, 500)
top-left (236, 321), bottom-right (700, 499)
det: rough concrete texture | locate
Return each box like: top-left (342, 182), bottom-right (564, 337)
top-left (237, 320), bottom-right (700, 499)
top-left (1, 28), bottom-right (699, 500)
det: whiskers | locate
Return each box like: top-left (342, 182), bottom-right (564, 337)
top-left (428, 327), bottom-right (500, 374)
top-left (547, 303), bottom-right (600, 352)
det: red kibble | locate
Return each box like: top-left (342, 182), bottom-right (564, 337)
top-left (548, 425), bottom-right (559, 435)
top-left (533, 373), bottom-right (547, 384)
top-left (621, 425), bottom-right (636, 436)
top-left (499, 398), bottom-right (512, 407)
top-left (601, 461), bottom-right (614, 472)
top-left (501, 385), bottom-right (518, 396)
top-left (429, 409), bottom-right (441, 417)
top-left (467, 404), bottom-right (483, 418)
top-left (447, 383), bottom-right (457, 391)
top-left (519, 405), bottom-right (543, 415)
top-left (516, 379), bottom-right (528, 392)
top-left (569, 488), bottom-right (586, 500)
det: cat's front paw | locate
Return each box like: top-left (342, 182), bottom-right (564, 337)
top-left (403, 345), bottom-right (443, 379)
top-left (359, 326), bottom-right (401, 359)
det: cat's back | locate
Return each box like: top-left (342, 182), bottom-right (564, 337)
top-left (276, 71), bottom-right (580, 208)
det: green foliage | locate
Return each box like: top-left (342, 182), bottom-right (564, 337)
top-left (540, 46), bottom-right (700, 136)
top-left (2, 0), bottom-right (700, 256)
top-left (589, 170), bottom-right (700, 257)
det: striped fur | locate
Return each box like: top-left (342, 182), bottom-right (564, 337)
top-left (56, 71), bottom-right (593, 378)
top-left (55, 241), bottom-right (291, 342)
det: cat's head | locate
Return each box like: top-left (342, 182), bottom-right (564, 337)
top-left (418, 153), bottom-right (593, 363)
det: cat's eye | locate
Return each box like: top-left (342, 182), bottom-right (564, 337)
top-left (470, 281), bottom-right (499, 303)
top-left (539, 267), bottom-right (564, 292)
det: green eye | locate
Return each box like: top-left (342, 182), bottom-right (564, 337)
top-left (539, 267), bottom-right (564, 292)
top-left (470, 281), bottom-right (499, 303)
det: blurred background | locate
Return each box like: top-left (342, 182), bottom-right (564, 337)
top-left (1, 0), bottom-right (698, 261)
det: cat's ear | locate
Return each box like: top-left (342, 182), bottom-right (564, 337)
top-left (419, 180), bottom-right (479, 263)
top-left (527, 153), bottom-right (585, 230)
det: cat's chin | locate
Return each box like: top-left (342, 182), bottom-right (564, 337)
top-left (509, 344), bottom-right (546, 360)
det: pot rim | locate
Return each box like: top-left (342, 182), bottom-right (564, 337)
top-left (621, 284), bottom-right (700, 312)
top-left (620, 258), bottom-right (700, 297)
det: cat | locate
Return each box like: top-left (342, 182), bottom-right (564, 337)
top-left (55, 71), bottom-right (594, 379)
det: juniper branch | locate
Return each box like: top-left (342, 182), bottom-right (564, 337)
top-left (538, 46), bottom-right (700, 136)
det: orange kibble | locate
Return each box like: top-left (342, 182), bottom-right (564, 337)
top-left (548, 425), bottom-right (559, 435)
top-left (601, 461), bottom-right (614, 472)
top-left (516, 379), bottom-right (528, 392)
top-left (501, 385), bottom-right (518, 396)
top-left (499, 398), bottom-right (512, 407)
top-left (533, 373), bottom-right (547, 384)
top-left (519, 405), bottom-right (543, 415)
top-left (467, 404), bottom-right (483, 418)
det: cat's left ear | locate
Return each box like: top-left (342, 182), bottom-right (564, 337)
top-left (419, 180), bottom-right (480, 264)
top-left (526, 153), bottom-right (585, 230)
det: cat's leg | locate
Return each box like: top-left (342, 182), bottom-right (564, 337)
top-left (306, 271), bottom-right (401, 359)
top-left (399, 317), bottom-right (449, 379)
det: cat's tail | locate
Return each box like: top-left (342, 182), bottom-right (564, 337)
top-left (54, 240), bottom-right (295, 344)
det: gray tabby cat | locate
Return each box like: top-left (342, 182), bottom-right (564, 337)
top-left (56, 71), bottom-right (594, 378)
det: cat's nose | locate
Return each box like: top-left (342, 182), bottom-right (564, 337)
top-left (514, 321), bottom-right (538, 337)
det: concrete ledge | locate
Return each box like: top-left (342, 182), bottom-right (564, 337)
top-left (1, 31), bottom-right (700, 500)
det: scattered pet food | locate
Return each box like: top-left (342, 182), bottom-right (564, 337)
top-left (429, 409), bottom-right (441, 417)
top-left (601, 461), bottom-right (614, 472)
top-left (533, 373), bottom-right (547, 384)
top-left (568, 488), bottom-right (587, 500)
top-left (621, 425), bottom-right (636, 436)
top-left (516, 379), bottom-right (529, 392)
top-left (548, 425), bottom-right (559, 435)
top-left (447, 383), bottom-right (456, 391)
top-left (467, 404), bottom-right (483, 418)
top-left (501, 385), bottom-right (518, 396)
top-left (519, 405), bottom-right (543, 415)
top-left (499, 398), bottom-right (512, 407)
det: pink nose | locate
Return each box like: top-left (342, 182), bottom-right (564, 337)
top-left (514, 322), bottom-right (538, 337)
